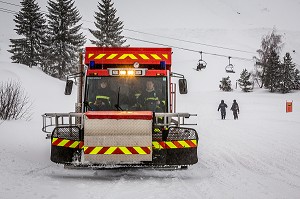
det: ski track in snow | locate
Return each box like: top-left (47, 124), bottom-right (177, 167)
top-left (2, 0), bottom-right (300, 197)
top-left (196, 117), bottom-right (300, 198)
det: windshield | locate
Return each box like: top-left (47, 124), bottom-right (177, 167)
top-left (85, 76), bottom-right (168, 112)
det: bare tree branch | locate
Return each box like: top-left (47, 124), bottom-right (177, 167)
top-left (0, 80), bottom-right (32, 121)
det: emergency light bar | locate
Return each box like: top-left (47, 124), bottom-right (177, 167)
top-left (108, 68), bottom-right (147, 76)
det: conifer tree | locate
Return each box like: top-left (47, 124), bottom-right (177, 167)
top-left (278, 52), bottom-right (296, 93)
top-left (294, 69), bottom-right (300, 90)
top-left (8, 0), bottom-right (46, 67)
top-left (264, 50), bottom-right (281, 92)
top-left (238, 69), bottom-right (253, 92)
top-left (219, 76), bottom-right (232, 92)
top-left (89, 0), bottom-right (127, 47)
top-left (256, 28), bottom-right (284, 88)
top-left (45, 0), bottom-right (85, 79)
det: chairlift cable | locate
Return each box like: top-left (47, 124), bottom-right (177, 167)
top-left (82, 19), bottom-right (254, 54)
top-left (0, 7), bottom-right (17, 14)
top-left (0, 0), bottom-right (21, 7)
top-left (124, 28), bottom-right (254, 54)
top-left (125, 36), bottom-right (254, 62)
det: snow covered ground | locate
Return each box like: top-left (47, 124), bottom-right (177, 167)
top-left (1, 1), bottom-right (300, 199)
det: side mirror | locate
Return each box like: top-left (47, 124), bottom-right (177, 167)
top-left (179, 79), bottom-right (188, 94)
top-left (64, 79), bottom-right (73, 95)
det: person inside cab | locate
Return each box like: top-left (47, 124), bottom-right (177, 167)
top-left (138, 80), bottom-right (163, 112)
top-left (90, 80), bottom-right (115, 111)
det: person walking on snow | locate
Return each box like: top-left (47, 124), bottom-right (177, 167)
top-left (218, 100), bottom-right (228, 120)
top-left (230, 99), bottom-right (240, 120)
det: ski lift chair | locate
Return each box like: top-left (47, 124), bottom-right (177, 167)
top-left (196, 51), bottom-right (207, 71)
top-left (225, 57), bottom-right (235, 73)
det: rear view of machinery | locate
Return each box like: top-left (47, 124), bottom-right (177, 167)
top-left (42, 47), bottom-right (198, 169)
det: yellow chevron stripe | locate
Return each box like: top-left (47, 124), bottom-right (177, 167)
top-left (52, 138), bottom-right (58, 143)
top-left (57, 139), bottom-right (69, 147)
top-left (193, 140), bottom-right (197, 145)
top-left (177, 141), bottom-right (190, 148)
top-left (165, 141), bottom-right (177, 149)
top-left (151, 140), bottom-right (198, 149)
top-left (105, 146), bottom-right (117, 154)
top-left (69, 141), bottom-right (80, 148)
top-left (134, 147), bottom-right (147, 154)
top-left (88, 53), bottom-right (94, 59)
top-left (119, 147), bottom-right (132, 154)
top-left (139, 54), bottom-right (150, 60)
top-left (83, 146), bottom-right (88, 152)
top-left (118, 54), bottom-right (138, 60)
top-left (107, 54), bottom-right (118, 59)
top-left (90, 147), bottom-right (103, 154)
top-left (56, 139), bottom-right (197, 151)
top-left (152, 141), bottom-right (163, 149)
top-left (150, 54), bottom-right (161, 60)
top-left (162, 54), bottom-right (168, 59)
top-left (152, 141), bottom-right (159, 149)
top-left (95, 54), bottom-right (106, 59)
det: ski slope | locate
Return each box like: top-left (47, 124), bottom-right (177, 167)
top-left (1, 0), bottom-right (300, 198)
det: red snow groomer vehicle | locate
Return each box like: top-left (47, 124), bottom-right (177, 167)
top-left (42, 47), bottom-right (198, 169)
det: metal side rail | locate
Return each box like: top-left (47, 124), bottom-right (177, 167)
top-left (42, 112), bottom-right (83, 139)
top-left (154, 112), bottom-right (197, 127)
top-left (42, 112), bottom-right (196, 138)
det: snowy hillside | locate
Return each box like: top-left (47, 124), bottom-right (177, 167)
top-left (1, 0), bottom-right (300, 199)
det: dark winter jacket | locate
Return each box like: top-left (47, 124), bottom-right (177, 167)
top-left (90, 87), bottom-right (116, 110)
top-left (218, 102), bottom-right (228, 113)
top-left (230, 102), bottom-right (239, 113)
top-left (138, 89), bottom-right (161, 111)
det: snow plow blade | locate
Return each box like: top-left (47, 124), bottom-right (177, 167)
top-left (49, 125), bottom-right (198, 167)
top-left (44, 112), bottom-right (199, 168)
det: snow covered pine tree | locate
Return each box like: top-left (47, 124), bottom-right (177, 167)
top-left (45, 0), bottom-right (85, 79)
top-left (219, 76), bottom-right (233, 92)
top-left (8, 0), bottom-right (46, 68)
top-left (256, 28), bottom-right (283, 88)
top-left (264, 50), bottom-right (281, 92)
top-left (89, 0), bottom-right (127, 47)
top-left (278, 52), bottom-right (296, 93)
top-left (238, 69), bottom-right (253, 92)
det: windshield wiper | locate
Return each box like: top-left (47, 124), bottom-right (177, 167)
top-left (114, 87), bottom-right (123, 111)
top-left (83, 84), bottom-right (93, 111)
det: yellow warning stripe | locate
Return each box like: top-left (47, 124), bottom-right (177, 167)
top-left (107, 53), bottom-right (118, 59)
top-left (95, 54), bottom-right (106, 59)
top-left (56, 139), bottom-right (69, 147)
top-left (152, 141), bottom-right (161, 149)
top-left (52, 138), bottom-right (197, 151)
top-left (87, 146), bottom-right (103, 154)
top-left (139, 54), bottom-right (150, 59)
top-left (152, 139), bottom-right (197, 149)
top-left (51, 138), bottom-right (83, 149)
top-left (165, 141), bottom-right (177, 149)
top-left (105, 146), bottom-right (117, 154)
top-left (88, 53), bottom-right (169, 60)
top-left (83, 146), bottom-right (151, 155)
top-left (118, 54), bottom-right (138, 60)
top-left (150, 54), bottom-right (161, 60)
top-left (133, 146), bottom-right (147, 155)
top-left (119, 147), bottom-right (131, 154)
top-left (69, 141), bottom-right (81, 148)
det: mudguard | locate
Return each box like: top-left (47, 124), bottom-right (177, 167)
top-left (50, 126), bottom-right (82, 164)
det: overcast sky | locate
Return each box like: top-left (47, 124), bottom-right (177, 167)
top-left (2, 0), bottom-right (300, 32)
